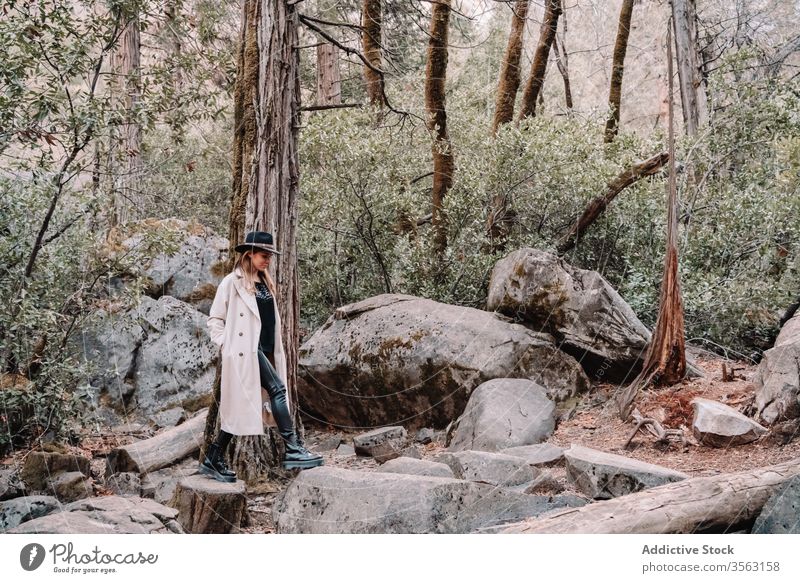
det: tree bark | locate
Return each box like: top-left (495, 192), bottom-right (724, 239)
top-left (502, 456), bottom-right (800, 533)
top-left (171, 475), bottom-right (247, 534)
top-left (111, 12), bottom-right (142, 225)
top-left (671, 0), bottom-right (708, 136)
top-left (557, 152), bottom-right (668, 255)
top-left (616, 26), bottom-right (686, 420)
top-left (604, 0), bottom-right (635, 142)
top-left (551, 5), bottom-right (573, 111)
top-left (212, 0), bottom-right (303, 481)
top-left (518, 0), bottom-right (561, 120)
top-left (425, 0), bottom-right (454, 260)
top-left (492, 0), bottom-right (529, 134)
top-left (315, 0), bottom-right (341, 105)
top-left (362, 0), bottom-right (384, 106)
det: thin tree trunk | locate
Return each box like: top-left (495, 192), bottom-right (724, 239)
top-left (362, 0), bottom-right (384, 106)
top-left (492, 0), bottom-right (529, 134)
top-left (518, 0), bottom-right (561, 120)
top-left (208, 0), bottom-right (303, 482)
top-left (551, 37), bottom-right (572, 109)
top-left (616, 26), bottom-right (686, 420)
top-left (426, 0), bottom-right (454, 260)
top-left (315, 0), bottom-right (341, 105)
top-left (670, 0), bottom-right (708, 136)
top-left (557, 152), bottom-right (669, 255)
top-left (604, 0), bottom-right (634, 142)
top-left (112, 13), bottom-right (142, 225)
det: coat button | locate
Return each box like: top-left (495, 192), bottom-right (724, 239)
top-left (239, 352), bottom-right (243, 356)
top-left (238, 332), bottom-right (243, 336)
top-left (239, 312), bottom-right (244, 316)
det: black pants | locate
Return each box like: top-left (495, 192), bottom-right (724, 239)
top-left (215, 348), bottom-right (294, 450)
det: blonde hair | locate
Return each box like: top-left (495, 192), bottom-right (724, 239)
top-left (235, 250), bottom-right (277, 297)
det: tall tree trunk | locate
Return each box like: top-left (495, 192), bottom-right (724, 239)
top-left (604, 0), bottom-right (634, 143)
top-left (112, 12), bottom-right (142, 225)
top-left (207, 0), bottom-right (303, 483)
top-left (616, 26), bottom-right (686, 421)
top-left (362, 0), bottom-right (384, 106)
top-left (551, 1), bottom-right (573, 111)
top-left (492, 0), bottom-right (529, 134)
top-left (426, 0), bottom-right (453, 260)
top-left (315, 0), bottom-right (341, 105)
top-left (518, 0), bottom-right (561, 120)
top-left (670, 0), bottom-right (708, 136)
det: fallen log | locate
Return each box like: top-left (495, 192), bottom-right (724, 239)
top-left (501, 456), bottom-right (800, 533)
top-left (106, 409), bottom-right (207, 477)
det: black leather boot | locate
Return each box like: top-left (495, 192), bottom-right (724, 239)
top-left (199, 443), bottom-right (237, 482)
top-left (264, 380), bottom-right (323, 470)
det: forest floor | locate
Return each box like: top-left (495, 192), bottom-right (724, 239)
top-left (3, 350), bottom-right (798, 534)
top-left (240, 348), bottom-right (800, 533)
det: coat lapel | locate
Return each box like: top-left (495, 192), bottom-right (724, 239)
top-left (232, 268), bottom-right (260, 320)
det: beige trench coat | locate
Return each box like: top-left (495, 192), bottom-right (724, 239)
top-left (207, 267), bottom-right (290, 435)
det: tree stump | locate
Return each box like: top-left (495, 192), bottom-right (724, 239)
top-left (170, 474), bottom-right (247, 533)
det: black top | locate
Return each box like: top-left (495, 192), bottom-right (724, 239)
top-left (254, 281), bottom-right (276, 354)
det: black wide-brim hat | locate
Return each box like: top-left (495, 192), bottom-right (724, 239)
top-left (234, 231), bottom-right (282, 255)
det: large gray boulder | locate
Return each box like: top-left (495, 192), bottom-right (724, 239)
top-left (753, 313), bottom-right (800, 425)
top-left (116, 219), bottom-right (228, 312)
top-left (273, 466), bottom-right (584, 533)
top-left (0, 496), bottom-right (60, 532)
top-left (564, 445), bottom-right (688, 499)
top-left (299, 294), bottom-right (589, 430)
top-left (500, 443), bottom-right (565, 466)
top-left (486, 249), bottom-right (650, 382)
top-left (691, 398), bottom-right (767, 447)
top-left (752, 477), bottom-right (800, 533)
top-left (447, 378), bottom-right (555, 452)
top-left (79, 296), bottom-right (217, 415)
top-left (6, 495), bottom-right (183, 534)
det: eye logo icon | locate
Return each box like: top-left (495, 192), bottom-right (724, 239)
top-left (20, 543), bottom-right (46, 571)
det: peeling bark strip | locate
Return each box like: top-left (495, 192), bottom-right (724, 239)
top-left (425, 0), bottom-right (454, 258)
top-left (362, 0), bottom-right (384, 106)
top-left (518, 0), bottom-right (561, 120)
top-left (604, 0), bottom-right (635, 143)
top-left (557, 152), bottom-right (668, 254)
top-left (492, 0), bottom-right (529, 134)
top-left (502, 456), bottom-right (800, 533)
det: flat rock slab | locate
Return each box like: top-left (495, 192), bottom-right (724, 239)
top-left (692, 398), bottom-right (767, 447)
top-left (376, 457), bottom-right (455, 478)
top-left (500, 443), bottom-right (565, 466)
top-left (274, 466), bottom-right (582, 534)
top-left (448, 378), bottom-right (556, 452)
top-left (299, 293), bottom-right (589, 429)
top-left (435, 450), bottom-right (538, 487)
top-left (565, 445), bottom-right (688, 499)
top-left (6, 496), bottom-right (181, 534)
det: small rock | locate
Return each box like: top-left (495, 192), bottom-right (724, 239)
top-left (0, 467), bottom-right (24, 501)
top-left (107, 472), bottom-right (142, 497)
top-left (692, 398), bottom-right (767, 447)
top-left (111, 422), bottom-right (150, 435)
top-left (353, 426), bottom-right (407, 462)
top-left (21, 451), bottom-right (91, 491)
top-left (335, 444), bottom-right (355, 456)
top-left (399, 445), bottom-right (422, 460)
top-left (151, 408), bottom-right (187, 429)
top-left (49, 471), bottom-right (93, 502)
top-left (312, 434), bottom-right (343, 452)
top-left (415, 428), bottom-right (435, 444)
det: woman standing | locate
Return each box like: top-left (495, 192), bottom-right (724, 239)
top-left (201, 231), bottom-right (323, 482)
